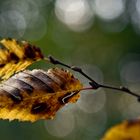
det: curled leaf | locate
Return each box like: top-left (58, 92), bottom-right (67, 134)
top-left (0, 67), bottom-right (82, 122)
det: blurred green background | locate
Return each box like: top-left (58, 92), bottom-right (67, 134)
top-left (0, 0), bottom-right (140, 140)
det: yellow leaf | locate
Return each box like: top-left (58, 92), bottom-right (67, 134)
top-left (0, 67), bottom-right (82, 122)
top-left (102, 119), bottom-right (140, 140)
top-left (0, 38), bottom-right (44, 81)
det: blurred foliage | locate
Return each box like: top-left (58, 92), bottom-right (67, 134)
top-left (102, 118), bottom-right (140, 140)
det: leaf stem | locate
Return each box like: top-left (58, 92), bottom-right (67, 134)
top-left (81, 84), bottom-right (140, 102)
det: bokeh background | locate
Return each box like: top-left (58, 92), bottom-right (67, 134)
top-left (0, 0), bottom-right (140, 140)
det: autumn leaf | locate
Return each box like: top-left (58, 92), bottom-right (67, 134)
top-left (0, 67), bottom-right (82, 122)
top-left (0, 38), bottom-right (43, 81)
top-left (0, 38), bottom-right (82, 122)
top-left (102, 119), bottom-right (140, 140)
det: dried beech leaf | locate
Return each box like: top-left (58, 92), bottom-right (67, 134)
top-left (0, 67), bottom-right (82, 122)
top-left (102, 119), bottom-right (140, 140)
top-left (0, 38), bottom-right (43, 81)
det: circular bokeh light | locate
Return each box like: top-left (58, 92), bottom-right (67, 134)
top-left (45, 109), bottom-right (75, 138)
top-left (0, 10), bottom-right (26, 38)
top-left (55, 0), bottom-right (94, 31)
top-left (94, 0), bottom-right (125, 20)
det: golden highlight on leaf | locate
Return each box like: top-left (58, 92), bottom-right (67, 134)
top-left (0, 38), bottom-right (82, 122)
top-left (0, 67), bottom-right (82, 122)
top-left (0, 38), bottom-right (44, 81)
top-left (102, 119), bottom-right (140, 140)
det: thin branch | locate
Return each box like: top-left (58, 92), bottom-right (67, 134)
top-left (46, 55), bottom-right (140, 102)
